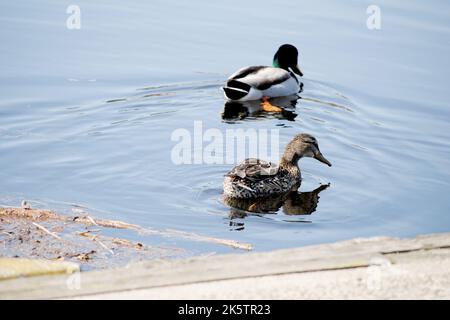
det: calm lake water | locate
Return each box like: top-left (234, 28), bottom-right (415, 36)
top-left (1, 1), bottom-right (449, 255)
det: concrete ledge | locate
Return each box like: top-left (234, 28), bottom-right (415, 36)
top-left (1, 232), bottom-right (450, 299)
top-left (0, 258), bottom-right (79, 281)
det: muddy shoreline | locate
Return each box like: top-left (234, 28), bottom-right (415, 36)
top-left (0, 206), bottom-right (185, 270)
top-left (0, 205), bottom-right (251, 271)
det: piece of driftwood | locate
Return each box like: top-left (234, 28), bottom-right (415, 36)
top-left (73, 216), bottom-right (139, 230)
top-left (70, 212), bottom-right (252, 250)
top-left (155, 229), bottom-right (252, 251)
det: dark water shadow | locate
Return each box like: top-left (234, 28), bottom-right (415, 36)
top-left (221, 94), bottom-right (300, 122)
top-left (224, 184), bottom-right (330, 230)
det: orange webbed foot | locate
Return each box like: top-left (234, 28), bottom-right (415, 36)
top-left (260, 96), bottom-right (283, 112)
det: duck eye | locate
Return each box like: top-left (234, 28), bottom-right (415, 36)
top-left (307, 139), bottom-right (318, 149)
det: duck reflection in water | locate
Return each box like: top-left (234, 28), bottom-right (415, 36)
top-left (225, 184), bottom-right (330, 226)
top-left (222, 94), bottom-right (300, 122)
top-left (223, 133), bottom-right (331, 230)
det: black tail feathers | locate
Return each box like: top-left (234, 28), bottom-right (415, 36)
top-left (223, 80), bottom-right (251, 100)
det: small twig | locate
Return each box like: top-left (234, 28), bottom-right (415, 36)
top-left (142, 228), bottom-right (253, 251)
top-left (86, 216), bottom-right (98, 226)
top-left (32, 222), bottom-right (61, 240)
top-left (84, 234), bottom-right (114, 255)
top-left (166, 229), bottom-right (253, 251)
top-left (77, 229), bottom-right (101, 237)
top-left (73, 215), bottom-right (139, 230)
top-left (96, 239), bottom-right (114, 255)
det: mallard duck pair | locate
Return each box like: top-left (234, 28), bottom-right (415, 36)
top-left (222, 45), bottom-right (332, 200)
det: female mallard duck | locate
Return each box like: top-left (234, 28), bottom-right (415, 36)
top-left (223, 134), bottom-right (331, 199)
top-left (223, 44), bottom-right (303, 111)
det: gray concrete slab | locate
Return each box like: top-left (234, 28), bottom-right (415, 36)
top-left (1, 232), bottom-right (450, 299)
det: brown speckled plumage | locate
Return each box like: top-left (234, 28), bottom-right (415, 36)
top-left (223, 133), bottom-right (331, 199)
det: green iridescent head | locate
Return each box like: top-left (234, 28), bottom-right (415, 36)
top-left (272, 44), bottom-right (303, 76)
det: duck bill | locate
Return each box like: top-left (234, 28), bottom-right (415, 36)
top-left (314, 152), bottom-right (332, 167)
top-left (292, 65), bottom-right (303, 77)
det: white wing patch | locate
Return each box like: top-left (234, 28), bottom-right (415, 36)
top-left (239, 67), bottom-right (290, 88)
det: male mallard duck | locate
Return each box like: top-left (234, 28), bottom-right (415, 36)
top-left (223, 134), bottom-right (331, 199)
top-left (223, 44), bottom-right (303, 111)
